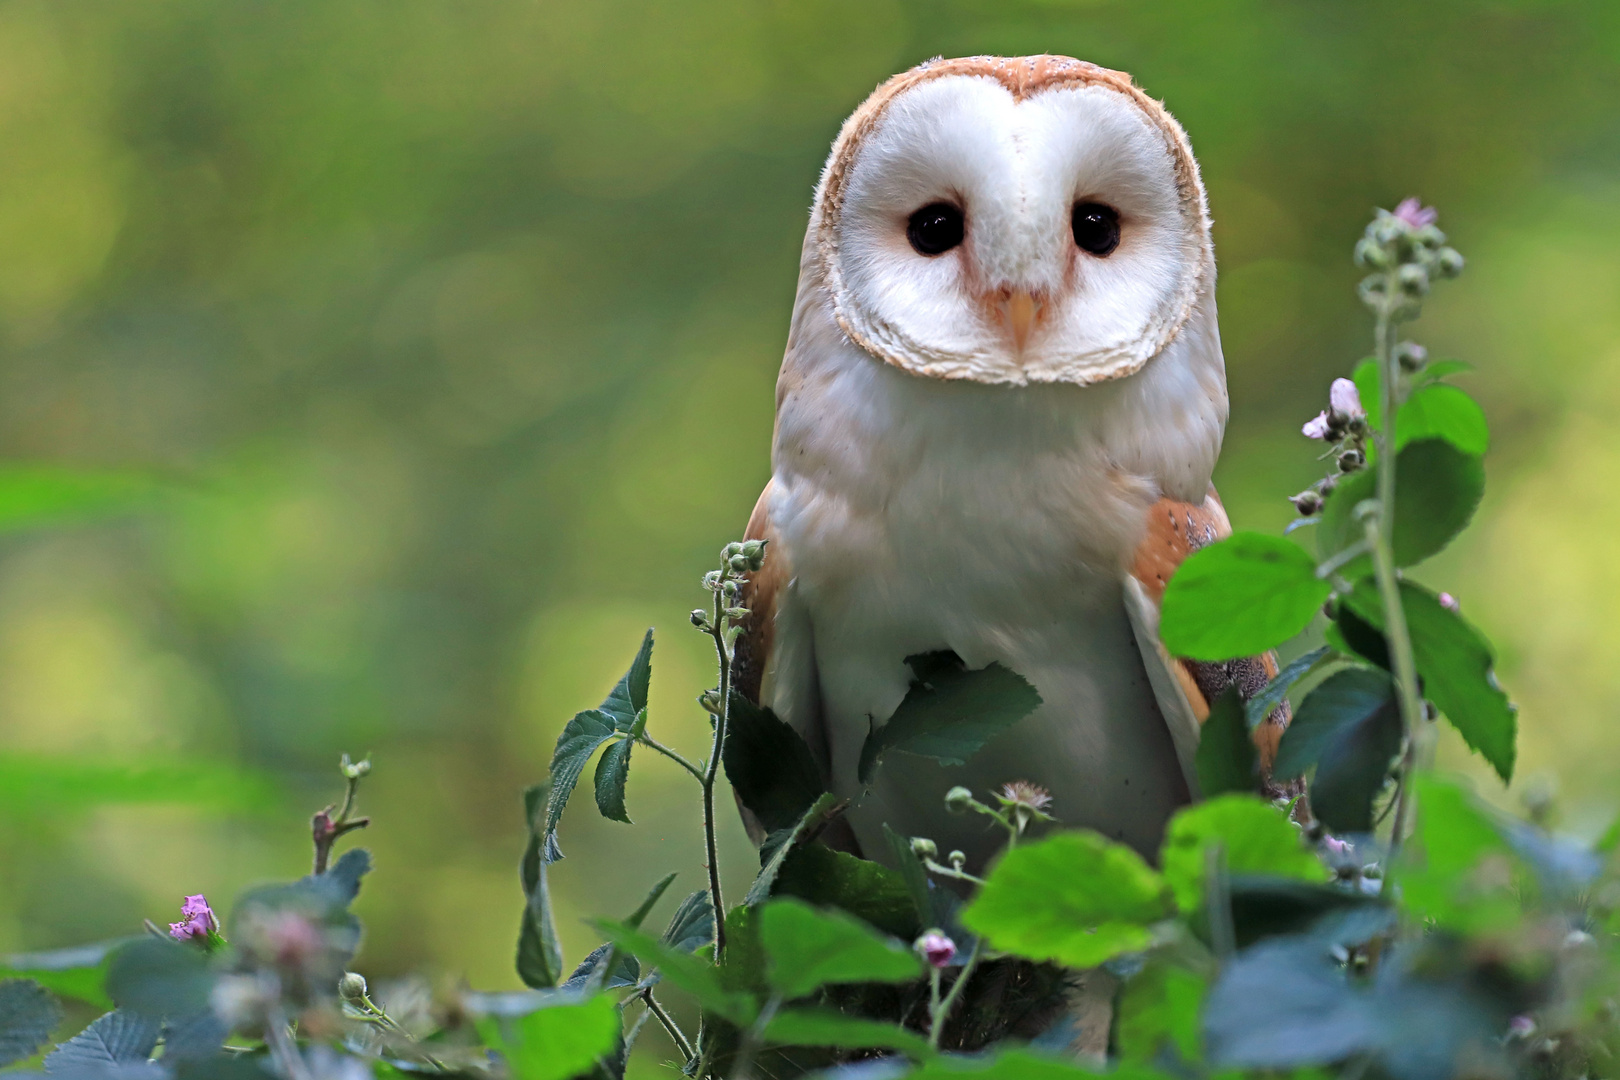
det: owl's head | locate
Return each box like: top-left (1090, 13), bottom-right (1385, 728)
top-left (813, 56), bottom-right (1214, 387)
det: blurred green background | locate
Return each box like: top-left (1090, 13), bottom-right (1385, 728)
top-left (1, 0), bottom-right (1619, 1066)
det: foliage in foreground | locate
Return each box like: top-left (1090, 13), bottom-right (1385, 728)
top-left (5, 204), bottom-right (1620, 1080)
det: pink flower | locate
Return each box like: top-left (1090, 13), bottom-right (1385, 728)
top-left (169, 894), bottom-right (219, 943)
top-left (1322, 836), bottom-right (1350, 857)
top-left (1439, 592), bottom-right (1460, 612)
top-left (1302, 412), bottom-right (1332, 440)
top-left (916, 930), bottom-right (956, 970)
top-left (1508, 1015), bottom-right (1536, 1039)
top-left (1393, 198), bottom-right (1438, 230)
top-left (1329, 378), bottom-right (1364, 423)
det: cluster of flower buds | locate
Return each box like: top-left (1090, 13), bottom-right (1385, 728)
top-left (1355, 198), bottom-right (1463, 319)
top-left (1291, 377), bottom-right (1369, 516)
top-left (723, 539), bottom-right (767, 575)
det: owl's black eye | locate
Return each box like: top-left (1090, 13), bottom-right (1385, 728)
top-left (1072, 202), bottom-right (1121, 257)
top-left (906, 203), bottom-right (965, 256)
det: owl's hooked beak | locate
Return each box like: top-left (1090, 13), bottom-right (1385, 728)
top-left (998, 290), bottom-right (1043, 355)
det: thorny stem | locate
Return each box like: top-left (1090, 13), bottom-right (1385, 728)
top-left (703, 574), bottom-right (732, 963)
top-left (928, 938), bottom-right (984, 1051)
top-left (920, 859), bottom-right (986, 887)
top-left (349, 992), bottom-right (446, 1071)
top-left (637, 734), bottom-right (706, 783)
top-left (1369, 292), bottom-right (1426, 863)
top-left (640, 988), bottom-right (696, 1062)
top-left (312, 758), bottom-right (371, 875)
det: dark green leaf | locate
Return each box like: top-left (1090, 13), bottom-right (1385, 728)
top-left (590, 920), bottom-right (757, 1025)
top-left (962, 832), bottom-right (1170, 968)
top-left (561, 945), bottom-right (639, 992)
top-left (1, 940), bottom-right (129, 1011)
top-left (1196, 687), bottom-right (1259, 797)
top-left (1160, 533), bottom-right (1330, 661)
top-left (315, 847), bottom-right (371, 905)
top-left (758, 898), bottom-right (921, 998)
top-left (592, 737), bottom-right (633, 824)
top-left (105, 939), bottom-right (214, 1021)
top-left (1342, 582), bottom-right (1516, 782)
top-left (1246, 646), bottom-right (1332, 728)
top-left (1278, 667), bottom-right (1402, 833)
top-left (0, 979), bottom-right (62, 1068)
top-left (903, 1047), bottom-right (1133, 1078)
top-left (1226, 877), bottom-right (1389, 950)
top-left (626, 872), bottom-right (677, 931)
top-left (542, 709), bottom-right (617, 861)
top-left (661, 890), bottom-right (716, 955)
top-left (1319, 440), bottom-right (1484, 569)
top-left (883, 824), bottom-right (941, 933)
top-left (762, 1008), bottom-right (932, 1057)
top-left (518, 783), bottom-right (566, 989)
top-left (1119, 963), bottom-right (1205, 1064)
top-left (858, 652), bottom-right (1041, 785)
top-left (476, 994), bottom-right (621, 1080)
top-left (157, 1009), bottom-right (229, 1063)
top-left (724, 693), bottom-right (827, 834)
top-left (43, 1010), bottom-right (162, 1072)
top-left (746, 793), bottom-right (846, 907)
top-left (600, 629), bottom-right (654, 730)
top-left (770, 844), bottom-right (920, 942)
top-left (1159, 795), bottom-right (1322, 913)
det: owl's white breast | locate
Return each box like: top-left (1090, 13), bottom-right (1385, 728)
top-left (762, 253), bottom-right (1227, 865)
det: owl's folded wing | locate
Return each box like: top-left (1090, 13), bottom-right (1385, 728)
top-left (1122, 489), bottom-right (1294, 800)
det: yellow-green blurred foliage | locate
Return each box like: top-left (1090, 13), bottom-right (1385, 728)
top-left (1, 0), bottom-right (1619, 1057)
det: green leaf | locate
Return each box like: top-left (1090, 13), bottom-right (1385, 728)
top-left (724, 693), bottom-right (828, 834)
top-left (1245, 646), bottom-right (1333, 728)
top-left (104, 938), bottom-right (214, 1020)
top-left (904, 1047), bottom-right (1144, 1078)
top-left (1416, 359), bottom-right (1474, 385)
top-left (1119, 963), bottom-right (1206, 1064)
top-left (963, 832), bottom-right (1170, 969)
top-left (1396, 775), bottom-right (1519, 933)
top-left (1276, 667), bottom-right (1402, 833)
top-left (518, 783), bottom-right (566, 989)
top-left (762, 1008), bottom-right (933, 1058)
top-left (600, 629), bottom-right (653, 730)
top-left (0, 755), bottom-right (277, 816)
top-left (626, 872), bottom-right (678, 931)
top-left (1160, 533), bottom-right (1330, 661)
top-left (0, 940), bottom-right (128, 1010)
top-left (1396, 385), bottom-right (1489, 456)
top-left (1160, 795), bottom-right (1322, 913)
top-left (758, 898), bottom-right (921, 999)
top-left (43, 1009), bottom-right (162, 1071)
top-left (771, 844), bottom-right (921, 942)
top-left (1318, 440), bottom-right (1484, 569)
top-left (0, 979), bottom-right (61, 1068)
top-left (660, 890), bottom-right (715, 954)
top-left (1196, 687), bottom-right (1259, 798)
top-left (0, 466), bottom-right (160, 535)
top-left (542, 709), bottom-right (617, 860)
top-left (746, 792), bottom-right (846, 907)
top-left (477, 994), bottom-right (621, 1080)
top-left (592, 737), bottom-right (634, 824)
top-left (883, 823), bottom-right (942, 932)
top-left (858, 652), bottom-right (1041, 785)
top-left (590, 919), bottom-right (757, 1025)
top-left (561, 944), bottom-right (639, 992)
top-left (1341, 582), bottom-right (1516, 781)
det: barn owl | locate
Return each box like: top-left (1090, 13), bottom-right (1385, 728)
top-left (736, 55), bottom-right (1289, 873)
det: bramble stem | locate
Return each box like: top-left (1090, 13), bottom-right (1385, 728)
top-left (637, 734), bottom-right (706, 783)
top-left (1369, 290), bottom-right (1426, 861)
top-left (641, 988), bottom-right (696, 1062)
top-left (928, 938), bottom-right (984, 1050)
top-left (703, 577), bottom-right (731, 962)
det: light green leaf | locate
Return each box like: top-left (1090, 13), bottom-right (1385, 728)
top-left (1196, 687), bottom-right (1259, 798)
top-left (1160, 533), bottom-right (1330, 661)
top-left (858, 652), bottom-right (1041, 785)
top-left (1318, 440), bottom-right (1483, 569)
top-left (762, 1007), bottom-right (933, 1058)
top-left (477, 994), bottom-right (620, 1080)
top-left (963, 832), bottom-right (1170, 969)
top-left (591, 919), bottom-right (757, 1025)
top-left (1276, 667), bottom-right (1403, 834)
top-left (1160, 795), bottom-right (1322, 913)
top-left (1396, 384), bottom-right (1489, 456)
top-left (1119, 963), bottom-right (1207, 1064)
top-left (0, 940), bottom-right (126, 1010)
top-left (1342, 582), bottom-right (1516, 781)
top-left (1396, 775), bottom-right (1518, 934)
top-left (758, 898), bottom-right (921, 999)
top-left (905, 1047), bottom-right (1162, 1078)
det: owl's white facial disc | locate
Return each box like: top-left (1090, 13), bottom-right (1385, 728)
top-left (817, 59), bottom-right (1212, 386)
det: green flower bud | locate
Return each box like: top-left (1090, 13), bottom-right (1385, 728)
top-left (1397, 263), bottom-right (1429, 295)
top-left (943, 786), bottom-right (974, 814)
top-left (723, 542), bottom-right (744, 560)
top-left (909, 836), bottom-right (937, 859)
top-left (1289, 490), bottom-right (1323, 516)
top-left (1354, 237), bottom-right (1391, 270)
top-left (948, 850), bottom-right (967, 871)
top-left (340, 754), bottom-right (371, 780)
top-left (728, 554), bottom-right (750, 574)
top-left (1434, 247), bottom-right (1464, 279)
top-left (690, 609), bottom-right (709, 628)
top-left (339, 972), bottom-right (368, 1002)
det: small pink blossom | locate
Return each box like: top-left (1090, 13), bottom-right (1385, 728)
top-left (1322, 836), bottom-right (1350, 858)
top-left (168, 894), bottom-right (219, 943)
top-left (1329, 378), bottom-right (1365, 423)
top-left (1508, 1015), bottom-right (1536, 1039)
top-left (916, 930), bottom-right (956, 970)
top-left (1439, 592), bottom-right (1460, 612)
top-left (1393, 198), bottom-right (1438, 230)
top-left (1302, 411), bottom-right (1332, 440)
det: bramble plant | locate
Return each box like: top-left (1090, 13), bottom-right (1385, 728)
top-left (4, 203), bottom-right (1620, 1080)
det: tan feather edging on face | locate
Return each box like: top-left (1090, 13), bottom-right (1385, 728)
top-left (813, 55), bottom-right (1215, 387)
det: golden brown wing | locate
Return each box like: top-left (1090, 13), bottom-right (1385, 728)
top-left (734, 480), bottom-right (789, 709)
top-left (1124, 488), bottom-right (1295, 796)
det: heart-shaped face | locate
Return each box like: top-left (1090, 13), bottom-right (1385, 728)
top-left (816, 56), bottom-right (1213, 387)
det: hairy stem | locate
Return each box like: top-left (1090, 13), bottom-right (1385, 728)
top-left (704, 585), bottom-right (731, 962)
top-left (1369, 293), bottom-right (1426, 859)
top-left (641, 988), bottom-right (696, 1062)
top-left (637, 734), bottom-right (706, 783)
